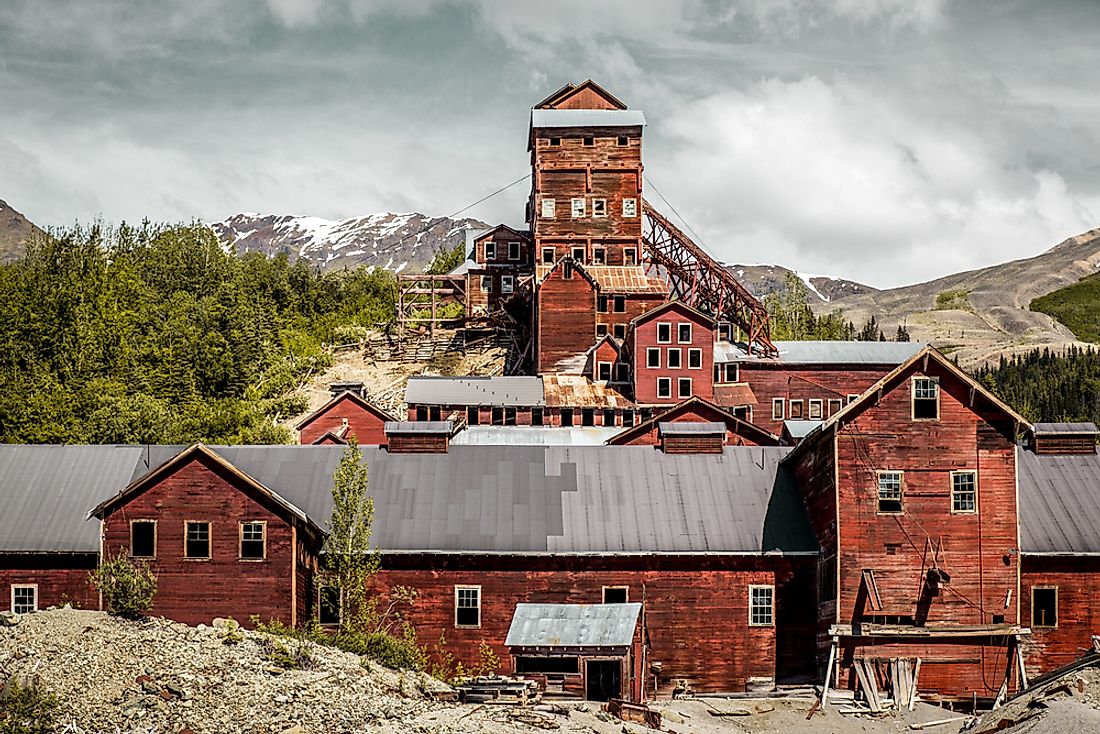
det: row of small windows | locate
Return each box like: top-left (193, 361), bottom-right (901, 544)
top-left (128, 519), bottom-right (267, 561)
top-left (481, 274), bottom-right (515, 294)
top-left (656, 322), bottom-right (693, 344)
top-left (457, 405), bottom-right (652, 428)
top-left (646, 347), bottom-right (703, 370)
top-left (549, 246), bottom-right (638, 267)
top-left (656, 377), bottom-right (694, 400)
top-left (541, 198), bottom-right (637, 219)
top-left (483, 241), bottom-right (523, 261)
top-left (545, 135), bottom-right (633, 147)
top-left (772, 397), bottom-right (855, 421)
top-left (596, 361), bottom-right (630, 383)
top-left (875, 470), bottom-right (978, 514)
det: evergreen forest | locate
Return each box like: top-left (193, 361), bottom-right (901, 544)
top-left (975, 346), bottom-right (1100, 425)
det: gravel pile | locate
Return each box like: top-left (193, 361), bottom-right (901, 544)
top-left (0, 607), bottom-right (558, 734)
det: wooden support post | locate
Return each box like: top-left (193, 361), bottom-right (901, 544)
top-left (1016, 637), bottom-right (1029, 689)
top-left (821, 638), bottom-right (838, 708)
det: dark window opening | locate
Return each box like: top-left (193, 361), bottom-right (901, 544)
top-left (647, 348), bottom-right (660, 368)
top-left (542, 247), bottom-right (555, 264)
top-left (602, 408), bottom-right (616, 426)
top-left (185, 521), bottom-right (210, 559)
top-left (714, 365), bottom-right (722, 383)
top-left (877, 472), bottom-right (903, 514)
top-left (614, 364), bottom-right (629, 383)
top-left (549, 137), bottom-right (561, 146)
top-left (467, 406), bottom-right (480, 425)
top-left (582, 408), bottom-right (595, 426)
top-left (491, 407), bottom-right (504, 426)
top-left (657, 379), bottom-right (671, 399)
top-left (622, 409), bottom-right (635, 427)
top-left (429, 406), bottom-right (442, 421)
top-left (678, 323), bottom-right (692, 343)
top-left (561, 408), bottom-right (574, 427)
top-left (613, 324), bottom-right (626, 340)
top-left (678, 378), bottom-right (692, 398)
top-left (667, 349), bottom-right (681, 368)
top-left (597, 295), bottom-right (608, 313)
top-left (598, 362), bottom-right (612, 382)
top-left (657, 323), bottom-right (671, 343)
top-left (240, 522), bottom-right (265, 560)
top-left (913, 377), bottom-right (939, 419)
top-left (415, 406), bottom-right (428, 421)
top-left (504, 407), bottom-right (517, 425)
top-left (583, 135), bottom-right (594, 146)
top-left (617, 135), bottom-right (628, 146)
top-left (572, 247), bottom-right (585, 262)
top-left (603, 586), bottom-right (628, 604)
top-left (1033, 587), bottom-right (1058, 627)
top-left (624, 248), bottom-right (637, 265)
top-left (688, 349), bottom-right (702, 369)
top-left (531, 407), bottom-right (544, 426)
top-left (563, 262), bottom-right (574, 280)
top-left (640, 409), bottom-right (654, 422)
top-left (131, 521), bottom-right (155, 558)
top-left (319, 586), bottom-right (341, 625)
top-left (613, 296), bottom-right (625, 313)
top-left (596, 324), bottom-right (608, 337)
top-left (725, 364), bottom-right (737, 382)
top-left (516, 656), bottom-right (579, 675)
top-left (593, 247), bottom-right (606, 264)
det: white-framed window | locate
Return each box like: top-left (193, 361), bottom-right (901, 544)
top-left (598, 361), bottom-right (612, 382)
top-left (455, 585), bottom-right (482, 628)
top-left (828, 398), bottom-right (842, 416)
top-left (571, 198), bottom-right (586, 218)
top-left (789, 400), bottom-right (804, 419)
top-left (502, 275), bottom-right (514, 294)
top-left (808, 399), bottom-right (823, 420)
top-left (678, 377), bottom-right (692, 398)
top-left (667, 348), bottom-right (682, 369)
top-left (481, 275), bottom-right (492, 292)
top-left (541, 198), bottom-right (556, 218)
top-left (239, 521), bottom-right (266, 560)
top-left (130, 519), bottom-right (157, 559)
top-left (613, 323), bottom-right (626, 340)
top-left (623, 198), bottom-right (637, 218)
top-left (185, 521), bottom-right (211, 559)
top-left (656, 322), bottom-right (671, 344)
top-left (951, 471), bottom-right (978, 513)
top-left (677, 323), bottom-right (692, 343)
top-left (657, 377), bottom-right (671, 399)
top-left (688, 348), bottom-right (702, 369)
top-left (1032, 586), bottom-right (1058, 628)
top-left (11, 584), bottom-right (37, 614)
top-left (596, 323), bottom-right (609, 338)
top-left (603, 586), bottom-right (629, 603)
top-left (749, 585), bottom-right (774, 627)
top-left (592, 198), bottom-right (607, 217)
top-left (724, 363), bottom-right (738, 382)
top-left (624, 247), bottom-right (637, 265)
top-left (571, 246), bottom-right (586, 262)
top-left (318, 586), bottom-right (342, 626)
top-left (484, 242), bottom-right (496, 260)
top-left (646, 347), bottom-right (660, 368)
top-left (593, 247), bottom-right (606, 265)
top-left (541, 246), bottom-right (555, 264)
top-left (597, 295), bottom-right (608, 313)
top-left (508, 241), bottom-right (521, 260)
top-left (877, 471), bottom-right (903, 514)
top-left (913, 377), bottom-right (940, 420)
top-left (772, 398), bottom-right (784, 421)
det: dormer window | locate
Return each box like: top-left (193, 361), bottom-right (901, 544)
top-left (912, 377), bottom-right (939, 420)
top-left (484, 242), bottom-right (496, 260)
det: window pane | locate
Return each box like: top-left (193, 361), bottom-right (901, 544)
top-left (657, 323), bottom-right (670, 343)
top-left (678, 378), bottom-right (692, 398)
top-left (13, 587), bottom-right (36, 614)
top-left (878, 472), bottom-right (903, 513)
top-left (952, 473), bottom-right (977, 512)
top-left (456, 587), bottom-right (480, 627)
top-left (131, 521), bottom-right (155, 557)
top-left (678, 324), bottom-right (692, 343)
top-left (186, 522), bottom-right (210, 558)
top-left (688, 349), bottom-right (701, 369)
top-left (647, 349), bottom-right (660, 368)
top-left (750, 586), bottom-right (774, 626)
top-left (241, 522), bottom-right (265, 559)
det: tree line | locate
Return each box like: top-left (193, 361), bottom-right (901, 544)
top-left (974, 346), bottom-right (1100, 424)
top-left (764, 273), bottom-right (910, 342)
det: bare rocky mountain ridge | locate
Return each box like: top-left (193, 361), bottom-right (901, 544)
top-left (0, 199), bottom-right (43, 262)
top-left (211, 211), bottom-right (490, 272)
top-left (729, 264), bottom-right (878, 304)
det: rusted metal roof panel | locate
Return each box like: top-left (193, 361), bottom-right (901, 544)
top-left (452, 427), bottom-right (621, 446)
top-left (384, 421), bottom-right (453, 434)
top-left (541, 375), bottom-right (634, 408)
top-left (505, 603), bottom-right (641, 648)
top-left (658, 422), bottom-right (725, 436)
top-left (713, 383), bottom-right (758, 407)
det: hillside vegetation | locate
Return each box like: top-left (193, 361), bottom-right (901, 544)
top-left (975, 346), bottom-right (1100, 424)
top-left (1030, 271), bottom-right (1100, 343)
top-left (0, 222), bottom-right (396, 444)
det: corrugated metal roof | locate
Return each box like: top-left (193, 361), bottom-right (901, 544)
top-left (658, 422), bottom-right (725, 436)
top-left (713, 383), bottom-right (758, 407)
top-left (505, 603), bottom-right (641, 648)
top-left (384, 421), bottom-right (453, 434)
top-left (714, 340), bottom-right (926, 365)
top-left (541, 375), bottom-right (634, 408)
top-left (1033, 422), bottom-right (1099, 435)
top-left (0, 445), bottom-right (150, 553)
top-left (783, 421), bottom-right (822, 439)
top-left (1019, 448), bottom-right (1100, 553)
top-left (531, 109), bottom-right (646, 129)
top-left (405, 376), bottom-right (545, 407)
top-left (452, 426), bottom-right (621, 446)
top-left (536, 264), bottom-right (665, 294)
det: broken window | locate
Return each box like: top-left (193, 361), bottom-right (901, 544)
top-left (622, 199), bottom-right (637, 218)
top-left (1032, 587), bottom-right (1058, 628)
top-left (593, 247), bottom-right (606, 265)
top-left (481, 275), bottom-right (492, 292)
top-left (501, 275), bottom-right (514, 294)
top-left (504, 407), bottom-right (517, 426)
top-left (913, 377), bottom-right (939, 420)
top-left (571, 198), bottom-right (585, 218)
top-left (185, 521), bottom-right (210, 559)
top-left (617, 135), bottom-right (628, 147)
top-left (749, 585), bottom-right (774, 626)
top-left (571, 246), bottom-right (585, 262)
top-left (592, 199), bottom-right (607, 217)
top-left (667, 348), bottom-right (681, 369)
top-left (808, 399), bottom-right (823, 420)
top-left (952, 471), bottom-right (977, 513)
top-left (549, 137), bottom-right (561, 147)
top-left (455, 586), bottom-right (481, 628)
top-left (623, 247), bottom-right (637, 265)
top-left (484, 242), bottom-right (496, 260)
top-left (491, 407), bottom-right (504, 426)
top-left (622, 409), bottom-right (635, 427)
top-left (688, 348), bottom-right (702, 369)
top-left (319, 586), bottom-right (341, 626)
top-left (541, 199), bottom-right (555, 219)
top-left (877, 472), bottom-right (903, 513)
top-left (583, 135), bottom-right (594, 147)
top-left (11, 585), bottom-right (36, 614)
top-left (240, 521), bottom-right (265, 560)
top-left (678, 378), bottom-right (692, 398)
top-left (130, 520), bottom-right (156, 558)
top-left (678, 323), bottom-right (692, 343)
top-left (597, 295), bottom-right (608, 313)
top-left (613, 324), bottom-right (626, 340)
top-left (603, 586), bottom-right (629, 604)
top-left (657, 378), bottom-right (671, 399)
top-left (596, 323), bottom-right (608, 338)
top-left (656, 323), bottom-right (671, 343)
top-left (772, 399), bottom-right (784, 421)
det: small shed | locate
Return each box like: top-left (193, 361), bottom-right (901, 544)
top-left (657, 421), bottom-right (725, 454)
top-left (505, 603), bottom-right (644, 702)
top-left (1031, 422), bottom-right (1098, 455)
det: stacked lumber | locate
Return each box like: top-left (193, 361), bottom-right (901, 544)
top-left (455, 676), bottom-right (541, 706)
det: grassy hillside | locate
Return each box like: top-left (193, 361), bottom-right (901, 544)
top-left (1030, 271), bottom-right (1100, 343)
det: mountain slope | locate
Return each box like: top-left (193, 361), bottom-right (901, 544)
top-left (0, 199), bottom-right (43, 262)
top-left (729, 263), bottom-right (878, 304)
top-left (211, 212), bottom-right (490, 272)
top-left (821, 228), bottom-right (1100, 366)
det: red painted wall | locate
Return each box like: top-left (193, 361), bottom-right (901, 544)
top-left (299, 394), bottom-right (389, 446)
top-left (1022, 557), bottom-right (1100, 676)
top-left (536, 267), bottom-right (597, 373)
top-left (631, 303), bottom-right (714, 405)
top-left (1, 554), bottom-right (99, 611)
top-left (737, 363), bottom-right (894, 434)
top-left (100, 453), bottom-right (302, 627)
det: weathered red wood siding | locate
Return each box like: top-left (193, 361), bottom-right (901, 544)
top-left (610, 401), bottom-right (772, 447)
top-left (299, 394), bottom-right (389, 446)
top-left (1022, 556), bottom-right (1100, 676)
top-left (831, 360), bottom-right (1020, 697)
top-left (596, 292), bottom-right (665, 340)
top-left (739, 364), bottom-right (895, 434)
top-left (100, 453), bottom-right (299, 627)
top-left (1, 554), bottom-right (99, 611)
top-left (387, 433), bottom-right (449, 453)
top-left (371, 554), bottom-right (817, 694)
top-left (536, 267), bottom-right (596, 373)
top-left (630, 303), bottom-right (715, 405)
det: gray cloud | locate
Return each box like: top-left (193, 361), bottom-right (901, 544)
top-left (0, 0), bottom-right (1096, 286)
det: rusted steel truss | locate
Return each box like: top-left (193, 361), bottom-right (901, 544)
top-left (642, 200), bottom-right (778, 357)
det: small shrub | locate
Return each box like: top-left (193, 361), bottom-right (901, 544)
top-left (934, 288), bottom-right (972, 311)
top-left (262, 638), bottom-right (313, 670)
top-left (89, 553), bottom-right (157, 618)
top-left (0, 677), bottom-right (59, 734)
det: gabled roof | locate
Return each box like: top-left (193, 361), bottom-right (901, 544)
top-left (296, 390), bottom-right (399, 431)
top-left (89, 444), bottom-right (322, 542)
top-left (783, 346), bottom-right (1030, 463)
top-left (534, 79), bottom-right (628, 110)
top-left (630, 299), bottom-right (715, 328)
top-left (585, 334), bottom-right (622, 359)
top-left (535, 256), bottom-right (599, 290)
top-left (506, 603), bottom-right (641, 648)
top-left (475, 224), bottom-right (531, 243)
top-left (606, 395), bottom-right (781, 447)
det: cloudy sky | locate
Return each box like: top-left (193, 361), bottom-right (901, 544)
top-left (1, 0), bottom-right (1098, 287)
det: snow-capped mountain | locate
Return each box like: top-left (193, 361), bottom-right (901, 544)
top-left (211, 212), bottom-right (490, 272)
top-left (728, 263), bottom-right (877, 304)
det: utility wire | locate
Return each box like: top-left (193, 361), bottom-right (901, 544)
top-left (643, 174), bottom-right (715, 256)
